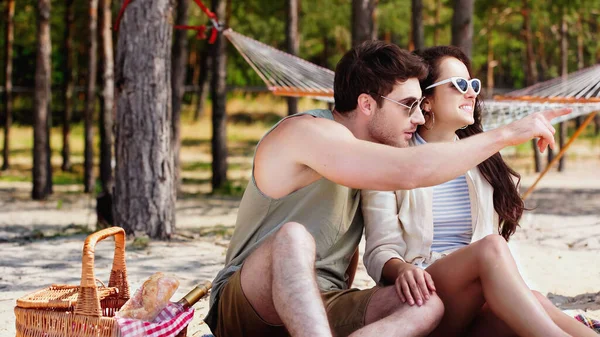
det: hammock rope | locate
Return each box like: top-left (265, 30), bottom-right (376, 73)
top-left (112, 0), bottom-right (600, 130)
top-left (223, 29), bottom-right (334, 101)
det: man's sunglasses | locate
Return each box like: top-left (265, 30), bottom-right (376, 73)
top-left (372, 93), bottom-right (424, 117)
top-left (425, 77), bottom-right (481, 95)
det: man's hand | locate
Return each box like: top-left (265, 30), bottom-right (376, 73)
top-left (394, 263), bottom-right (436, 307)
top-left (501, 108), bottom-right (572, 153)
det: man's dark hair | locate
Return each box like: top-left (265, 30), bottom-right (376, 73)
top-left (333, 40), bottom-right (428, 113)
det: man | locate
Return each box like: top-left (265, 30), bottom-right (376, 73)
top-left (204, 41), bottom-right (568, 337)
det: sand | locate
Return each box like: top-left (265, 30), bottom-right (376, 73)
top-left (1, 161), bottom-right (599, 336)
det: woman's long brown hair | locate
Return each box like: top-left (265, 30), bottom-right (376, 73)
top-left (413, 46), bottom-right (524, 241)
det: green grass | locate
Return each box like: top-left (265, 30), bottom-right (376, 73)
top-left (181, 161), bottom-right (244, 171)
top-left (0, 97), bottom-right (277, 197)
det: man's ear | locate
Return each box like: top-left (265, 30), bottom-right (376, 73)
top-left (356, 93), bottom-right (375, 116)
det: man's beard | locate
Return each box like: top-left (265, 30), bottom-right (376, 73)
top-left (367, 111), bottom-right (409, 148)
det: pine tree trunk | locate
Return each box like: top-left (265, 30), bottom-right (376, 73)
top-left (32, 0), bottom-right (52, 200)
top-left (2, 0), bottom-right (15, 171)
top-left (486, 8), bottom-right (496, 96)
top-left (536, 31), bottom-right (549, 81)
top-left (558, 12), bottom-right (568, 172)
top-left (286, 0), bottom-right (299, 116)
top-left (189, 39), bottom-right (200, 114)
top-left (433, 0), bottom-right (441, 45)
top-left (194, 46), bottom-right (211, 121)
top-left (61, 0), bottom-right (75, 172)
top-left (522, 0), bottom-right (537, 86)
top-left (575, 14), bottom-right (585, 128)
top-left (351, 0), bottom-right (377, 47)
top-left (114, 0), bottom-right (175, 239)
top-left (99, 0), bottom-right (114, 195)
top-left (211, 0), bottom-right (228, 190)
top-left (531, 139), bottom-right (541, 173)
top-left (172, 0), bottom-right (188, 191)
top-left (84, 0), bottom-right (99, 193)
top-left (411, 0), bottom-right (424, 51)
top-left (451, 0), bottom-right (474, 58)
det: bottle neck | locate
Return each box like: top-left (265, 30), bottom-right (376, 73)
top-left (176, 281), bottom-right (212, 309)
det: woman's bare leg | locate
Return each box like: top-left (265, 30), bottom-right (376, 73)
top-left (465, 304), bottom-right (517, 337)
top-left (425, 234), bottom-right (570, 337)
top-left (466, 292), bottom-right (598, 337)
top-left (532, 291), bottom-right (599, 337)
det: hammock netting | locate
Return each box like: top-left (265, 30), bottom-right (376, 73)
top-left (224, 29), bottom-right (334, 102)
top-left (224, 28), bottom-right (600, 130)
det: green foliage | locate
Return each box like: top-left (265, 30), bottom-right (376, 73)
top-left (1, 0), bottom-right (599, 109)
top-left (211, 180), bottom-right (247, 197)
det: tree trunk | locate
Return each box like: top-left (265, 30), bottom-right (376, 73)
top-left (99, 0), bottom-right (114, 196)
top-left (522, 0), bottom-right (538, 86)
top-left (61, 0), bottom-right (75, 172)
top-left (536, 31), bottom-right (549, 81)
top-left (575, 13), bottom-right (585, 128)
top-left (531, 139), bottom-right (541, 173)
top-left (211, 0), bottom-right (228, 190)
top-left (84, 0), bottom-right (99, 193)
top-left (558, 12), bottom-right (568, 172)
top-left (114, 0), bottom-right (175, 239)
top-left (286, 0), bottom-right (299, 116)
top-left (433, 0), bottom-right (441, 45)
top-left (172, 0), bottom-right (188, 190)
top-left (189, 39), bottom-right (200, 114)
top-left (194, 46), bottom-right (211, 121)
top-left (451, 0), bottom-right (474, 58)
top-left (411, 0), bottom-right (424, 51)
top-left (322, 36), bottom-right (329, 68)
top-left (486, 8), bottom-right (496, 96)
top-left (576, 14), bottom-right (584, 70)
top-left (32, 0), bottom-right (52, 200)
top-left (351, 0), bottom-right (377, 47)
top-left (2, 0), bottom-right (15, 171)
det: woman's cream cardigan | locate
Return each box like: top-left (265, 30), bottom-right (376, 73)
top-left (361, 161), bottom-right (500, 284)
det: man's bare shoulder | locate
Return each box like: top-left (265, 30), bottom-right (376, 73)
top-left (263, 113), bottom-right (352, 145)
top-left (255, 114), bottom-right (350, 198)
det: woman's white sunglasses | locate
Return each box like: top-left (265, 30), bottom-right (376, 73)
top-left (425, 77), bottom-right (481, 95)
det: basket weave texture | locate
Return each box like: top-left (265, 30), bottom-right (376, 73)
top-left (14, 227), bottom-right (133, 337)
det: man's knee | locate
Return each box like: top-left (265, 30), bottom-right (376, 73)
top-left (387, 292), bottom-right (444, 335)
top-left (274, 222), bottom-right (315, 252)
top-left (418, 293), bottom-right (445, 334)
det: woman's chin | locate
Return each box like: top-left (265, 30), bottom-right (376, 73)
top-left (462, 117), bottom-right (475, 126)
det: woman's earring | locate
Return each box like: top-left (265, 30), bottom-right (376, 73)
top-left (459, 125), bottom-right (468, 130)
top-left (423, 110), bottom-right (434, 130)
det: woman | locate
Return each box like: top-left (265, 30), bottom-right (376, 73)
top-left (361, 45), bottom-right (597, 337)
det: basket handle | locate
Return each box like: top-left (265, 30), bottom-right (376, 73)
top-left (74, 226), bottom-right (130, 317)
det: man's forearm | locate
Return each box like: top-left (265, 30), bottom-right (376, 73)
top-left (396, 127), bottom-right (509, 189)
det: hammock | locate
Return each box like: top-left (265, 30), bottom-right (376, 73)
top-left (224, 29), bottom-right (334, 102)
top-left (485, 64), bottom-right (600, 130)
top-left (224, 28), bottom-right (600, 131)
top-left (481, 101), bottom-right (600, 131)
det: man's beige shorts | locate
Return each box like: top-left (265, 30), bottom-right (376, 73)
top-left (214, 268), bottom-right (380, 337)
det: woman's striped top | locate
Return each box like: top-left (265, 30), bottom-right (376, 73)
top-left (415, 132), bottom-right (473, 253)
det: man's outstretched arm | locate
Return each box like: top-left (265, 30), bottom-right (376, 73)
top-left (290, 108), bottom-right (570, 191)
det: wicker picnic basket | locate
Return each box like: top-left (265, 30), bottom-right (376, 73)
top-left (14, 226), bottom-right (193, 337)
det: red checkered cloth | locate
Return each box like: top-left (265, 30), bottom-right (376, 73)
top-left (116, 303), bottom-right (195, 337)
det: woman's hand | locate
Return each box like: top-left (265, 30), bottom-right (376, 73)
top-left (394, 263), bottom-right (436, 306)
